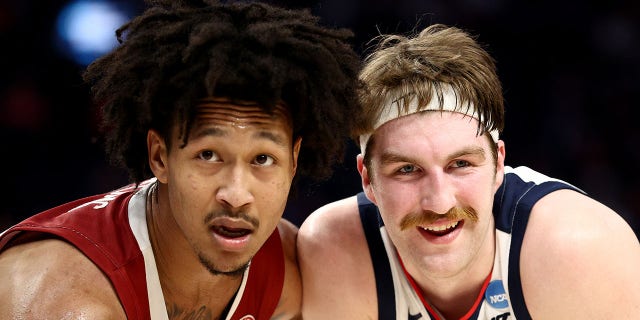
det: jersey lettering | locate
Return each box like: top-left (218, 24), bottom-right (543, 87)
top-left (491, 312), bottom-right (510, 320)
top-left (490, 294), bottom-right (507, 304)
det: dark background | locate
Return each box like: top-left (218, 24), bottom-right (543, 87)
top-left (1, 0), bottom-right (639, 234)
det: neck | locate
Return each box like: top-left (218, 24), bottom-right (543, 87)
top-left (402, 232), bottom-right (496, 319)
top-left (145, 182), bottom-right (243, 318)
top-left (423, 270), bottom-right (493, 320)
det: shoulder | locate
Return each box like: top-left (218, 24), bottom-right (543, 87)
top-left (271, 219), bottom-right (302, 319)
top-left (298, 195), bottom-right (370, 264)
top-left (298, 195), bottom-right (363, 244)
top-left (297, 195), bottom-right (367, 275)
top-left (498, 166), bottom-right (583, 212)
top-left (523, 189), bottom-right (638, 258)
top-left (520, 189), bottom-right (640, 318)
top-left (277, 219), bottom-right (299, 274)
top-left (297, 195), bottom-right (378, 319)
top-left (277, 218), bottom-right (299, 252)
top-left (0, 238), bottom-right (126, 319)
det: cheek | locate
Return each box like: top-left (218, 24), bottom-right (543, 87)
top-left (171, 190), bottom-right (199, 221)
top-left (255, 185), bottom-right (289, 236)
top-left (260, 178), bottom-right (292, 212)
top-left (456, 177), bottom-right (496, 212)
top-left (169, 179), bottom-right (209, 220)
top-left (372, 183), bottom-right (414, 221)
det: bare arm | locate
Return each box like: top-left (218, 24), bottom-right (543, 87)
top-left (297, 196), bottom-right (378, 320)
top-left (521, 189), bottom-right (640, 319)
top-left (0, 238), bottom-right (126, 319)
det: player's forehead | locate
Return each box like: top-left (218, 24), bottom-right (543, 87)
top-left (193, 97), bottom-right (292, 129)
top-left (359, 85), bottom-right (498, 155)
top-left (379, 110), bottom-right (480, 136)
top-left (369, 110), bottom-right (487, 155)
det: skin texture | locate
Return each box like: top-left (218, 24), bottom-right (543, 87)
top-left (0, 98), bottom-right (303, 319)
top-left (298, 195), bottom-right (377, 319)
top-left (363, 112), bottom-right (503, 319)
top-left (298, 111), bottom-right (640, 319)
top-left (147, 98), bottom-right (302, 319)
top-left (0, 238), bottom-right (127, 319)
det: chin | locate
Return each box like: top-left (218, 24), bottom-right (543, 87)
top-left (198, 253), bottom-right (251, 277)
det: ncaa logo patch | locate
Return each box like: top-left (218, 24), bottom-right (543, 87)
top-left (485, 280), bottom-right (509, 309)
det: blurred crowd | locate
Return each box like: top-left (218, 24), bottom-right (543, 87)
top-left (1, 0), bottom-right (638, 233)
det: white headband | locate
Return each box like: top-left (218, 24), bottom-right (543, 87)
top-left (359, 85), bottom-right (499, 155)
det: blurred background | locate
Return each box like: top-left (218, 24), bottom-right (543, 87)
top-left (1, 0), bottom-right (638, 234)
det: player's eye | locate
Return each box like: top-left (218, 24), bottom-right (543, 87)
top-left (198, 150), bottom-right (221, 162)
top-left (254, 154), bottom-right (274, 166)
top-left (398, 164), bottom-right (416, 174)
top-left (452, 160), bottom-right (470, 168)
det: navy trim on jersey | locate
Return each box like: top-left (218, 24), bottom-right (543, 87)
top-left (358, 192), bottom-right (396, 320)
top-left (494, 173), bottom-right (583, 320)
top-left (358, 167), bottom-right (585, 320)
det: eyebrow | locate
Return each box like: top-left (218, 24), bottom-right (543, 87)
top-left (450, 146), bottom-right (486, 161)
top-left (194, 127), bottom-right (288, 147)
top-left (379, 145), bottom-right (486, 165)
top-left (379, 152), bottom-right (411, 166)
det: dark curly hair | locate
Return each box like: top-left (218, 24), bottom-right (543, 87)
top-left (83, 0), bottom-right (361, 185)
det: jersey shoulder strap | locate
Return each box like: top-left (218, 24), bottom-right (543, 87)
top-left (357, 192), bottom-right (396, 320)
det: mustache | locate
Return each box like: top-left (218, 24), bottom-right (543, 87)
top-left (399, 206), bottom-right (479, 231)
top-left (203, 210), bottom-right (260, 229)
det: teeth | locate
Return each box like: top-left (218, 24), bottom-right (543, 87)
top-left (422, 221), bottom-right (459, 232)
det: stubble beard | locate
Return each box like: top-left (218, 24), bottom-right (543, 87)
top-left (198, 252), bottom-right (249, 278)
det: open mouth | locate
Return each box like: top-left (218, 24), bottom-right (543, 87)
top-left (211, 225), bottom-right (252, 239)
top-left (420, 220), bottom-right (462, 236)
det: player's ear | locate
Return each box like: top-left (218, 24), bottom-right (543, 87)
top-left (291, 137), bottom-right (302, 176)
top-left (357, 153), bottom-right (377, 204)
top-left (148, 129), bottom-right (169, 184)
top-left (494, 139), bottom-right (506, 191)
